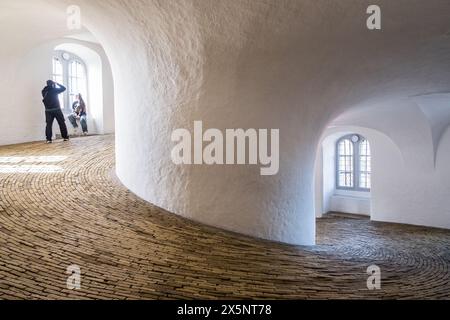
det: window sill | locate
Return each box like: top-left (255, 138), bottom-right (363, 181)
top-left (334, 189), bottom-right (371, 199)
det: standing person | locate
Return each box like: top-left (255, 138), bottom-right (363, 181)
top-left (68, 94), bottom-right (88, 135)
top-left (41, 80), bottom-right (69, 143)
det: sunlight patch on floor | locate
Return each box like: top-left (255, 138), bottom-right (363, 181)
top-left (0, 165), bottom-right (63, 173)
top-left (0, 156), bottom-right (67, 164)
top-left (0, 156), bottom-right (67, 173)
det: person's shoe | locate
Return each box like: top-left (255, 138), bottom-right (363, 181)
top-left (46, 140), bottom-right (52, 144)
top-left (83, 132), bottom-right (88, 136)
top-left (63, 138), bottom-right (70, 142)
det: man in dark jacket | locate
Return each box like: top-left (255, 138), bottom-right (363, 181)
top-left (42, 80), bottom-right (69, 143)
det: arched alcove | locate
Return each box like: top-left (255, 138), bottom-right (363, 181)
top-left (315, 131), bottom-right (372, 218)
top-left (0, 0), bottom-right (115, 146)
top-left (53, 42), bottom-right (114, 135)
top-left (315, 125), bottom-right (404, 222)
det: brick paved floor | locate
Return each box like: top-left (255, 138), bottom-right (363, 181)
top-left (0, 135), bottom-right (449, 299)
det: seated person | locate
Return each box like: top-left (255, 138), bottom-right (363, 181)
top-left (68, 94), bottom-right (88, 135)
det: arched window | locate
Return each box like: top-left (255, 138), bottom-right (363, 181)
top-left (52, 51), bottom-right (88, 113)
top-left (52, 57), bottom-right (63, 83)
top-left (336, 134), bottom-right (371, 191)
top-left (52, 57), bottom-right (64, 109)
top-left (359, 138), bottom-right (371, 189)
top-left (337, 138), bottom-right (354, 188)
top-left (68, 60), bottom-right (87, 107)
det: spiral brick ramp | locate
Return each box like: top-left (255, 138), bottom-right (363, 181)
top-left (0, 135), bottom-right (449, 299)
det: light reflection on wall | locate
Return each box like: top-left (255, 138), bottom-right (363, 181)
top-left (0, 156), bottom-right (67, 173)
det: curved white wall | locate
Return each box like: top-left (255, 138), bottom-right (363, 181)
top-left (2, 0), bottom-right (450, 245)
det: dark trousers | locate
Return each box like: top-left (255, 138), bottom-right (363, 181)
top-left (68, 113), bottom-right (88, 133)
top-left (45, 109), bottom-right (69, 141)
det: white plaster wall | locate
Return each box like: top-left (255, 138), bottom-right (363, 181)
top-left (0, 45), bottom-right (50, 145)
top-left (330, 192), bottom-right (371, 216)
top-left (314, 147), bottom-right (324, 218)
top-left (322, 137), bottom-right (338, 215)
top-left (3, 0), bottom-right (450, 245)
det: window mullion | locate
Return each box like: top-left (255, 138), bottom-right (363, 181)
top-left (354, 140), bottom-right (359, 190)
top-left (64, 60), bottom-right (69, 113)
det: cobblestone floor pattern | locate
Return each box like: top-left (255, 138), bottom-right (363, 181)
top-left (0, 135), bottom-right (449, 299)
